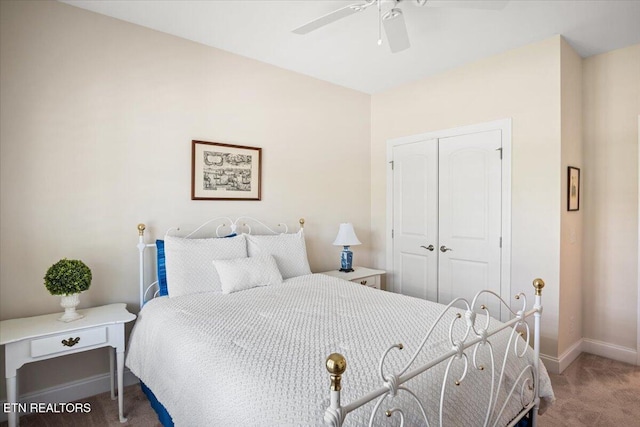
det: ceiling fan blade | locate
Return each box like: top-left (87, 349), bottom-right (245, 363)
top-left (292, 3), bottom-right (369, 35)
top-left (383, 8), bottom-right (410, 53)
top-left (422, 0), bottom-right (509, 10)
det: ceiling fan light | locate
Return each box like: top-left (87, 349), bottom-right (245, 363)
top-left (416, 0), bottom-right (428, 5)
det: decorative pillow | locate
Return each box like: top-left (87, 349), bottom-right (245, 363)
top-left (213, 255), bottom-right (283, 294)
top-left (164, 234), bottom-right (247, 297)
top-left (245, 230), bottom-right (311, 279)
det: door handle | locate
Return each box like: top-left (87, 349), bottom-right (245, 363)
top-left (440, 245), bottom-right (453, 253)
top-left (420, 245), bottom-right (435, 252)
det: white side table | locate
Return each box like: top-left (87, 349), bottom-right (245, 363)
top-left (321, 266), bottom-right (386, 290)
top-left (0, 303), bottom-right (136, 427)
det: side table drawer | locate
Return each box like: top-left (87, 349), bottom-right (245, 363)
top-left (352, 275), bottom-right (380, 289)
top-left (31, 327), bottom-right (108, 357)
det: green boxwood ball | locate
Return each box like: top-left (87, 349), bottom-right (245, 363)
top-left (44, 258), bottom-right (92, 296)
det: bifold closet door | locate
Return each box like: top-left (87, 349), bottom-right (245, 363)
top-left (437, 130), bottom-right (502, 313)
top-left (391, 139), bottom-right (438, 300)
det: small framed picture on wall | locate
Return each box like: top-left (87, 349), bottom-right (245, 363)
top-left (568, 166), bottom-right (580, 211)
top-left (191, 140), bottom-right (262, 201)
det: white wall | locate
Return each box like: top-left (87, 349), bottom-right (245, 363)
top-left (371, 37), bottom-right (563, 358)
top-left (558, 38), bottom-right (583, 356)
top-left (0, 0), bottom-right (371, 397)
top-left (582, 44), bottom-right (640, 351)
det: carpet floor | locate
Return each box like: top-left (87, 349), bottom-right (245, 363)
top-left (2, 353), bottom-right (638, 426)
top-left (539, 353), bottom-right (640, 426)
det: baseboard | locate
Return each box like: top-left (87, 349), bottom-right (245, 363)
top-left (0, 369), bottom-right (138, 423)
top-left (582, 338), bottom-right (638, 365)
top-left (540, 338), bottom-right (639, 375)
top-left (539, 352), bottom-right (558, 374)
top-left (540, 339), bottom-right (583, 374)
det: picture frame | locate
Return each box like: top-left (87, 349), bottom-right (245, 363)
top-left (191, 140), bottom-right (262, 201)
top-left (567, 166), bottom-right (580, 211)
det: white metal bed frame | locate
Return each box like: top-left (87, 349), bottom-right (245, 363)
top-left (135, 217), bottom-right (545, 427)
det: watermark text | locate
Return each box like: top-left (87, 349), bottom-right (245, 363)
top-left (3, 402), bottom-right (91, 414)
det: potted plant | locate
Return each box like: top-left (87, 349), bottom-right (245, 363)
top-left (44, 258), bottom-right (92, 322)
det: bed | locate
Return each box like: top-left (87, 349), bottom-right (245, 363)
top-left (127, 217), bottom-right (554, 426)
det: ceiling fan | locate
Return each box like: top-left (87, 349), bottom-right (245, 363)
top-left (292, 0), bottom-right (509, 53)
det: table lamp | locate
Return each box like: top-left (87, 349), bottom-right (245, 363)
top-left (333, 223), bottom-right (361, 272)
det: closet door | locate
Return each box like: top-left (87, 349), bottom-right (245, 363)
top-left (437, 130), bottom-right (502, 313)
top-left (391, 139), bottom-right (438, 300)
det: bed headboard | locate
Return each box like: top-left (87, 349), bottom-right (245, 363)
top-left (136, 217), bottom-right (305, 309)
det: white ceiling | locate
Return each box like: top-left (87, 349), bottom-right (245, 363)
top-left (61, 0), bottom-right (640, 94)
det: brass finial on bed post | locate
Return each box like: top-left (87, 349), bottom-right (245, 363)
top-left (299, 218), bottom-right (305, 229)
top-left (326, 353), bottom-right (347, 391)
top-left (533, 278), bottom-right (545, 296)
top-left (138, 223), bottom-right (146, 237)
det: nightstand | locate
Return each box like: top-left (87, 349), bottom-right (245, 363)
top-left (321, 266), bottom-right (386, 290)
top-left (0, 303), bottom-right (136, 427)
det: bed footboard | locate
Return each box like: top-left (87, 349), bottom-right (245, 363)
top-left (324, 279), bottom-right (545, 427)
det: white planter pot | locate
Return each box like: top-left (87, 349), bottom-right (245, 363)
top-left (59, 293), bottom-right (84, 322)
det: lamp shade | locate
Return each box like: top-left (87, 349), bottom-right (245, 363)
top-left (333, 223), bottom-right (362, 246)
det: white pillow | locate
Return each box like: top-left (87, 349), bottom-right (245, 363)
top-left (213, 255), bottom-right (283, 294)
top-left (245, 230), bottom-right (312, 279)
top-left (164, 234), bottom-right (247, 297)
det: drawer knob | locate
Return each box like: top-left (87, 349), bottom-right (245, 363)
top-left (360, 280), bottom-right (367, 285)
top-left (62, 337), bottom-right (81, 347)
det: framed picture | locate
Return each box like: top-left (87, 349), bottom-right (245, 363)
top-left (191, 140), bottom-right (261, 200)
top-left (568, 166), bottom-right (580, 211)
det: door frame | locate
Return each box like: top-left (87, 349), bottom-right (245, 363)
top-left (386, 118), bottom-right (512, 320)
top-left (637, 115), bottom-right (639, 366)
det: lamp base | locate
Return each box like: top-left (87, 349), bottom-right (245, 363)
top-left (340, 246), bottom-right (354, 273)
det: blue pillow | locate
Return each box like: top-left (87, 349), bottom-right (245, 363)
top-left (156, 239), bottom-right (169, 297)
top-left (155, 233), bottom-right (237, 297)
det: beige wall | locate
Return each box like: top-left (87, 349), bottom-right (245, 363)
top-left (371, 37), bottom-right (563, 357)
top-left (582, 44), bottom-right (640, 350)
top-left (0, 1), bottom-right (371, 397)
top-left (558, 39), bottom-right (583, 355)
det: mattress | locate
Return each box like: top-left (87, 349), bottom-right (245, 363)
top-left (126, 273), bottom-right (554, 426)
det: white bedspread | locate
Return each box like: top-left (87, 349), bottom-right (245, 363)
top-left (126, 274), bottom-right (554, 426)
